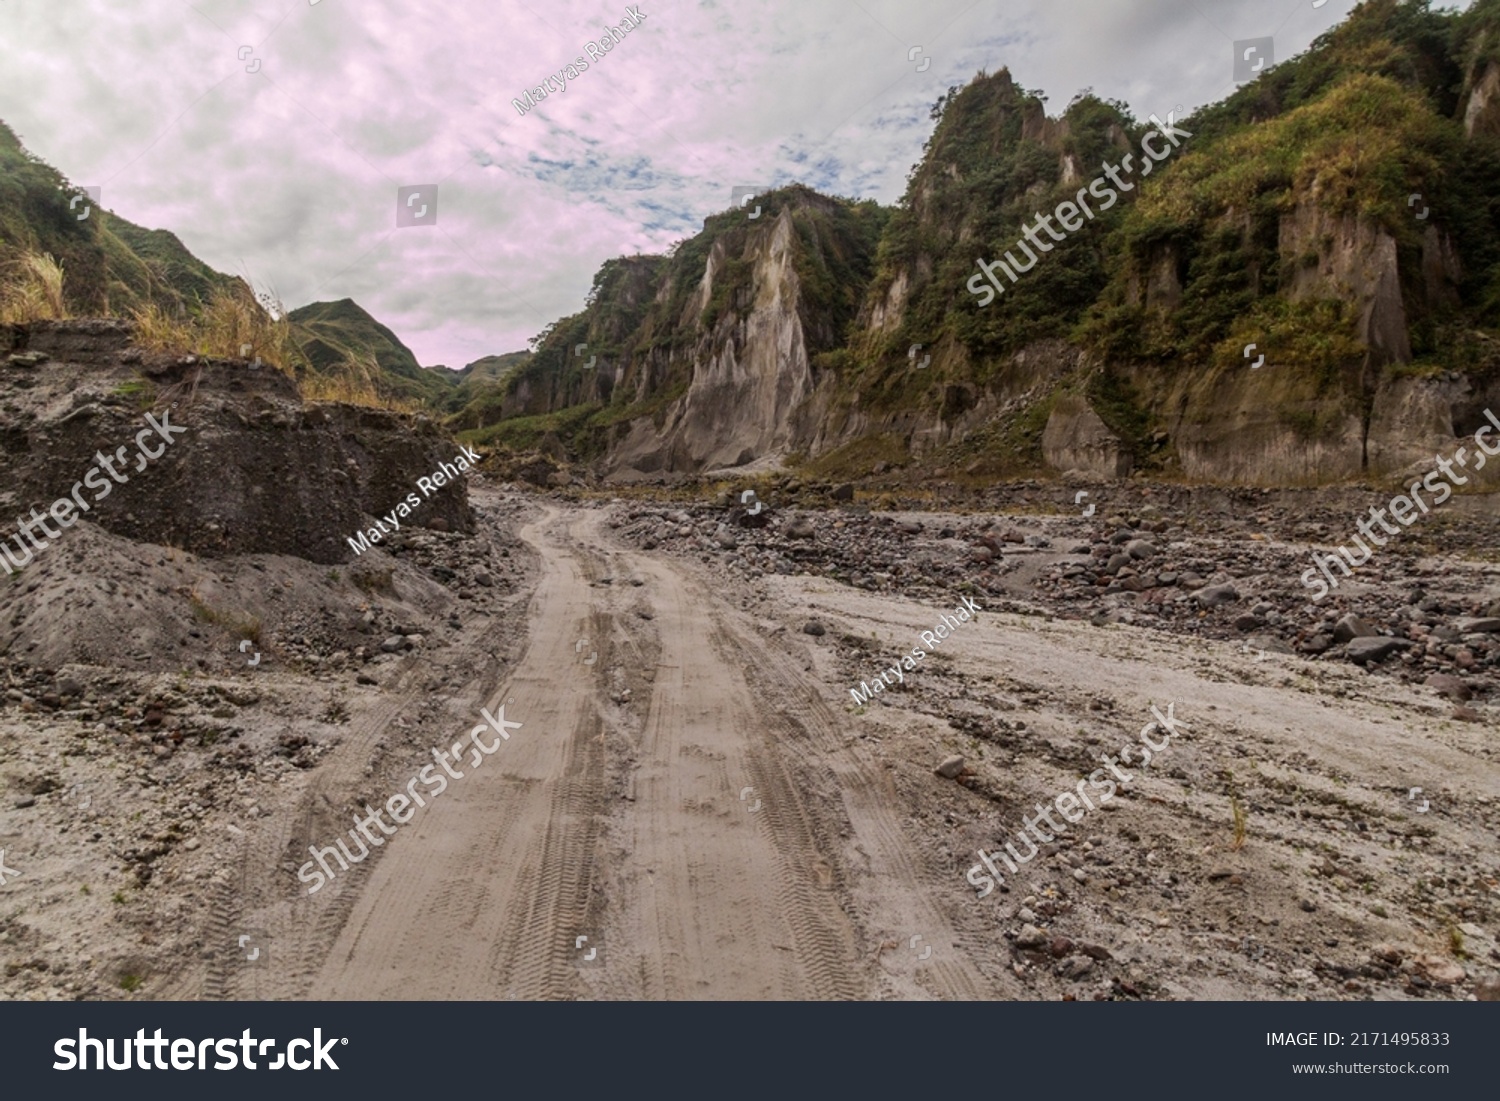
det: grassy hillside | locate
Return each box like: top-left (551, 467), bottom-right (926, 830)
top-left (0, 119), bottom-right (244, 317)
top-left (445, 351), bottom-right (531, 426)
top-left (287, 298), bottom-right (456, 407)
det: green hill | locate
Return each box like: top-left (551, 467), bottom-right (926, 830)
top-left (445, 351), bottom-right (531, 425)
top-left (0, 119), bottom-right (244, 316)
top-left (286, 298), bottom-right (456, 407)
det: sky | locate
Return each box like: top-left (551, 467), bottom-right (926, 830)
top-left (0, 0), bottom-right (1454, 369)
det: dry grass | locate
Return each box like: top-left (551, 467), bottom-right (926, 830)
top-left (1230, 794), bottom-right (1248, 851)
top-left (130, 285), bottom-right (299, 370)
top-left (0, 251), bottom-right (69, 323)
top-left (187, 587), bottom-right (262, 644)
top-left (298, 351), bottom-right (422, 413)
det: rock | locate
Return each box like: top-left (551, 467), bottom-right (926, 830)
top-left (1017, 907), bottom-right (1037, 924)
top-left (380, 636), bottom-right (407, 653)
top-left (1193, 583), bottom-right (1240, 607)
top-left (1416, 955), bottom-right (1466, 985)
top-left (1015, 923), bottom-right (1047, 948)
top-left (713, 528), bottom-right (738, 550)
top-left (14, 796), bottom-right (35, 808)
top-left (935, 755), bottom-right (965, 779)
top-left (1425, 673), bottom-right (1471, 701)
top-left (830, 484), bottom-right (855, 502)
top-left (1049, 936), bottom-right (1075, 958)
top-left (1079, 943), bottom-right (1114, 961)
top-left (55, 677), bottom-right (85, 698)
top-left (1232, 613), bottom-right (1261, 632)
top-left (895, 520), bottom-right (922, 535)
top-left (545, 471), bottom-right (571, 487)
top-left (1345, 636), bottom-right (1415, 665)
top-left (7, 351), bottom-right (47, 367)
top-left (784, 517), bottom-right (816, 540)
top-left (428, 517), bottom-right (450, 532)
top-left (1299, 633), bottom-right (1333, 655)
top-left (731, 507), bottom-right (769, 529)
top-left (802, 621), bottom-right (826, 637)
top-left (1455, 617), bottom-right (1500, 634)
top-left (1475, 978), bottom-right (1500, 1001)
top-left (1333, 614), bottom-right (1377, 643)
top-left (1125, 539), bottom-right (1156, 560)
top-left (1060, 957), bottom-right (1094, 980)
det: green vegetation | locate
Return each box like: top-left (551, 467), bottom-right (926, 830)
top-left (0, 250), bottom-right (67, 323)
top-left (0, 120), bottom-right (242, 317)
top-left (287, 297), bottom-right (453, 407)
top-left (10, 0), bottom-right (1500, 479)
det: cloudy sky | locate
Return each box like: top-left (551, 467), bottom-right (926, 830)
top-left (0, 0), bottom-right (1434, 368)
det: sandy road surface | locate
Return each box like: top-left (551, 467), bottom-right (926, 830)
top-left (304, 505), bottom-right (1000, 999)
top-left (6, 494), bottom-right (1494, 1001)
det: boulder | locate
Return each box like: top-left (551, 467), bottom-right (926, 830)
top-left (1333, 614), bottom-right (1377, 643)
top-left (1193, 583), bottom-right (1240, 607)
top-left (1345, 636), bottom-right (1414, 665)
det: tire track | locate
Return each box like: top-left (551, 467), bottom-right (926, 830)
top-left (302, 506), bottom-right (609, 999)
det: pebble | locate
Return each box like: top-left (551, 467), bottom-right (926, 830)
top-left (934, 755), bottom-right (965, 779)
top-left (1015, 923), bottom-right (1047, 948)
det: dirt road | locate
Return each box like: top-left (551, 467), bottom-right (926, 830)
top-left (303, 504), bottom-right (1003, 999)
top-left (6, 492), bottom-right (1495, 1002)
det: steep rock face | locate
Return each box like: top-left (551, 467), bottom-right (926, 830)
top-left (1124, 244), bottom-right (1185, 312)
top-left (1278, 201), bottom-right (1411, 366)
top-left (803, 340), bottom-right (1085, 465)
top-left (1168, 384), bottom-right (1366, 485)
top-left (1463, 59), bottom-right (1500, 138)
top-left (0, 321), bottom-right (473, 566)
top-left (1366, 374), bottom-right (1478, 475)
top-left (1042, 395), bottom-right (1131, 477)
top-left (483, 7), bottom-right (1500, 487)
top-left (609, 210), bottom-right (814, 472)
